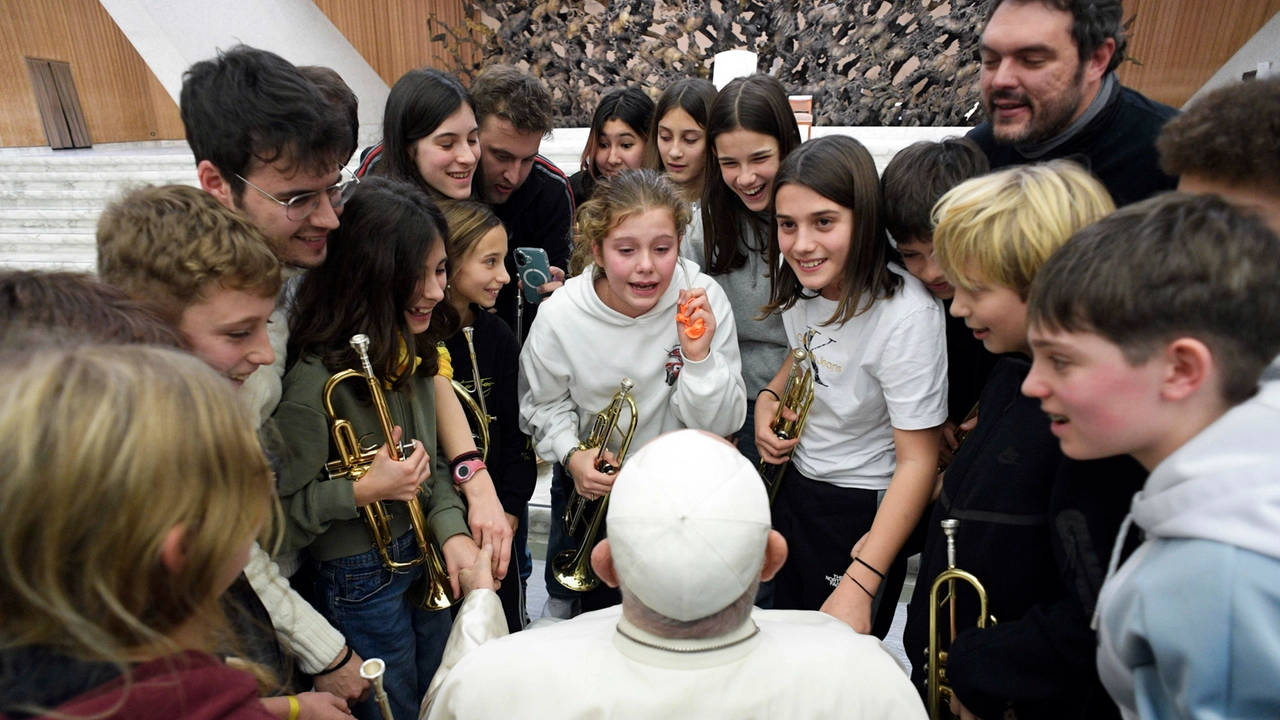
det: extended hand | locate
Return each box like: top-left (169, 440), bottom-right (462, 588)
top-left (460, 544), bottom-right (499, 594)
top-left (441, 534), bottom-right (481, 599)
top-left (462, 474), bottom-right (513, 578)
top-left (295, 691), bottom-right (354, 719)
top-left (820, 573), bottom-right (873, 634)
top-left (310, 647), bottom-right (369, 704)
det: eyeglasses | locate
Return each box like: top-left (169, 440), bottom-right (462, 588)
top-left (234, 166), bottom-right (360, 221)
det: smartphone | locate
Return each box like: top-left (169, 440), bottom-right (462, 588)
top-left (515, 247), bottom-right (552, 304)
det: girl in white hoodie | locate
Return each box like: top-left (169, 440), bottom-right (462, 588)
top-left (519, 169), bottom-right (747, 612)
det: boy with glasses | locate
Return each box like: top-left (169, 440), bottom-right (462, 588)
top-left (179, 45), bottom-right (370, 706)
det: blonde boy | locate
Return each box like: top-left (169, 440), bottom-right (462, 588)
top-left (900, 161), bottom-right (1148, 720)
top-left (97, 184), bottom-right (280, 385)
top-left (1023, 193), bottom-right (1280, 718)
top-left (96, 185), bottom-right (367, 706)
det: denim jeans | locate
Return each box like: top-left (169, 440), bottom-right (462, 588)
top-left (543, 463), bottom-right (579, 601)
top-left (309, 532), bottom-right (452, 720)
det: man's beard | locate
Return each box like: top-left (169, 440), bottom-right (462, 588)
top-left (988, 73), bottom-right (1087, 146)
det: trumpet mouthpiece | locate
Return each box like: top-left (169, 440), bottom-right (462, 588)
top-left (941, 519), bottom-right (959, 535)
top-left (793, 349), bottom-right (807, 362)
top-left (350, 334), bottom-right (370, 353)
top-left (620, 378), bottom-right (634, 392)
top-left (359, 657), bottom-right (386, 681)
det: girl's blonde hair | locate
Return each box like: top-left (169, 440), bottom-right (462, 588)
top-left (0, 344), bottom-right (274, 664)
top-left (932, 160), bottom-right (1116, 298)
top-left (570, 169), bottom-right (691, 277)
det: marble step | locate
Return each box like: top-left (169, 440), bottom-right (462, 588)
top-left (0, 188), bottom-right (156, 208)
top-left (0, 171), bottom-right (199, 190)
top-left (0, 258), bottom-right (96, 272)
top-left (0, 233), bottom-right (99, 250)
top-left (0, 209), bottom-right (101, 230)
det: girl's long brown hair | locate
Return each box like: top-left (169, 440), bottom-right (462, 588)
top-left (289, 177), bottom-right (445, 387)
top-left (763, 135), bottom-right (901, 325)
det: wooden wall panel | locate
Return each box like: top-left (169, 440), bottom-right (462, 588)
top-left (0, 5), bottom-right (45, 146)
top-left (0, 0), bottom-right (184, 148)
top-left (1118, 0), bottom-right (1280, 108)
top-left (313, 0), bottom-right (477, 87)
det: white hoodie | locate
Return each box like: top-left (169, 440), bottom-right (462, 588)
top-left (1095, 380), bottom-right (1280, 719)
top-left (518, 260), bottom-right (746, 466)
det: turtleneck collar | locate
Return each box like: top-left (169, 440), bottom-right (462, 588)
top-left (1017, 72), bottom-right (1118, 160)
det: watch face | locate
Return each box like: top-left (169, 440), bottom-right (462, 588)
top-left (453, 458), bottom-right (484, 484)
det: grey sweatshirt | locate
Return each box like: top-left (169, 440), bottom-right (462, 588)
top-left (681, 219), bottom-right (788, 399)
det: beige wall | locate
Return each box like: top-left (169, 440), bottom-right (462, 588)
top-left (0, 0), bottom-right (182, 147)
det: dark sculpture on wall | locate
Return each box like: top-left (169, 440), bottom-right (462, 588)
top-left (433, 0), bottom-right (986, 127)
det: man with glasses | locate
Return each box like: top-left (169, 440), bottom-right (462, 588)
top-left (181, 44), bottom-right (353, 424)
top-left (179, 44), bottom-right (371, 708)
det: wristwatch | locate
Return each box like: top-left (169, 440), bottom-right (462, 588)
top-left (452, 457), bottom-right (486, 485)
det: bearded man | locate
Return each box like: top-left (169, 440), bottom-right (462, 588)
top-left (968, 0), bottom-right (1178, 207)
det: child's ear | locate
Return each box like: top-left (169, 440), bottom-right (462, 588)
top-left (1161, 338), bottom-right (1217, 402)
top-left (197, 161), bottom-right (236, 211)
top-left (592, 241), bottom-right (605, 269)
top-left (159, 524), bottom-right (189, 574)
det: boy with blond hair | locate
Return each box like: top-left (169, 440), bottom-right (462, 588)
top-left (900, 160), bottom-right (1146, 720)
top-left (1024, 193), bottom-right (1280, 718)
top-left (96, 184), bottom-right (364, 713)
top-left (97, 184), bottom-right (280, 386)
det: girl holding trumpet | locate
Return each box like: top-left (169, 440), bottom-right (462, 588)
top-left (755, 136), bottom-right (949, 635)
top-left (273, 177), bottom-right (509, 720)
top-left (519, 169), bottom-right (746, 615)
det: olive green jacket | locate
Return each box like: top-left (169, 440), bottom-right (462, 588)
top-left (273, 354), bottom-right (470, 561)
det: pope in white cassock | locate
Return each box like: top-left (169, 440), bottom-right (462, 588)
top-left (422, 429), bottom-right (927, 720)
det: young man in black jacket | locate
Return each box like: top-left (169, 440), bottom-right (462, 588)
top-left (900, 161), bottom-right (1146, 720)
top-left (470, 65), bottom-right (574, 341)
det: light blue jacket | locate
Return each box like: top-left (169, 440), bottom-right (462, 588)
top-left (1095, 381), bottom-right (1280, 719)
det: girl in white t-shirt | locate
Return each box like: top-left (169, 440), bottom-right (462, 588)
top-left (755, 135), bottom-right (948, 633)
top-left (520, 168), bottom-right (746, 613)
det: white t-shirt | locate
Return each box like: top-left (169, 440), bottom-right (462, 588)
top-left (780, 265), bottom-right (948, 489)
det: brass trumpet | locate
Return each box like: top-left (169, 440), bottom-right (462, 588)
top-left (323, 334), bottom-right (455, 610)
top-left (758, 349), bottom-right (814, 504)
top-left (553, 378), bottom-right (638, 592)
top-left (925, 519), bottom-right (996, 720)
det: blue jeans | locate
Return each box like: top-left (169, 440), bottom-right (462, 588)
top-left (543, 463), bottom-right (579, 600)
top-left (309, 532), bottom-right (452, 720)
